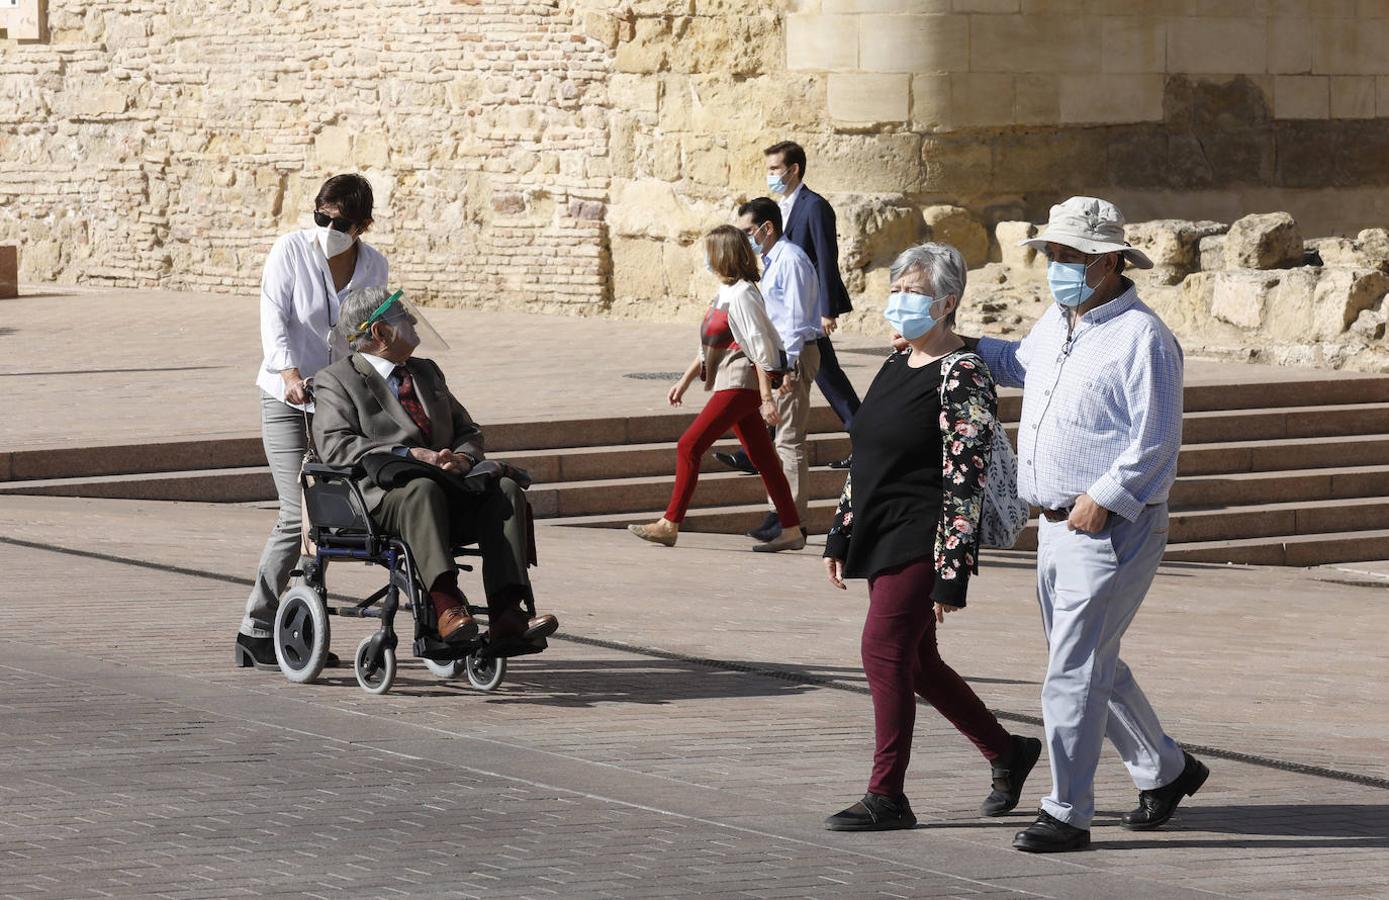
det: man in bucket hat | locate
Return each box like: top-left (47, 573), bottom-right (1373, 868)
top-left (965, 197), bottom-right (1208, 852)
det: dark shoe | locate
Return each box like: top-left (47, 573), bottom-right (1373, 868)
top-left (490, 604), bottom-right (560, 643)
top-left (234, 632), bottom-right (278, 670)
top-left (1013, 810), bottom-right (1091, 853)
top-left (713, 450), bottom-right (758, 475)
top-left (746, 511), bottom-right (781, 542)
top-left (828, 455), bottom-right (852, 470)
top-left (1121, 751), bottom-right (1209, 831)
top-left (824, 793), bottom-right (916, 832)
top-left (438, 606), bottom-right (479, 643)
top-left (981, 735), bottom-right (1043, 817)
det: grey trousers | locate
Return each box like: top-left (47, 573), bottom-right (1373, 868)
top-left (768, 341), bottom-right (820, 522)
top-left (371, 476), bottom-right (532, 613)
top-left (241, 392), bottom-right (310, 638)
top-left (1035, 503), bottom-right (1187, 829)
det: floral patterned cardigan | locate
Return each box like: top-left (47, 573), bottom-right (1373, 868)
top-left (823, 351), bottom-right (997, 608)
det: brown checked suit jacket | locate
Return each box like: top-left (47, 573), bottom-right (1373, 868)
top-left (311, 353), bottom-right (486, 512)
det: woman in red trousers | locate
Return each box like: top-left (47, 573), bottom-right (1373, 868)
top-left (628, 225), bottom-right (805, 552)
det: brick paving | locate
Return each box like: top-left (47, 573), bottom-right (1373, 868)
top-left (2, 496), bottom-right (1388, 897)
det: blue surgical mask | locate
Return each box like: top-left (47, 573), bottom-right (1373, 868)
top-left (767, 173), bottom-right (788, 195)
top-left (884, 291), bottom-right (943, 341)
top-left (1047, 260), bottom-right (1099, 307)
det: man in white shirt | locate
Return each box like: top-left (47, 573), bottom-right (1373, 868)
top-left (727, 198), bottom-right (821, 542)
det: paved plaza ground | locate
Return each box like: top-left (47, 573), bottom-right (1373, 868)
top-left (2, 286), bottom-right (1389, 898)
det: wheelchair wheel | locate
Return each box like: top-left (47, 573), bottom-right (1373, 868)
top-left (273, 585), bottom-right (330, 684)
top-left (354, 635), bottom-right (396, 695)
top-left (465, 653), bottom-right (506, 692)
top-left (423, 657), bottom-right (466, 679)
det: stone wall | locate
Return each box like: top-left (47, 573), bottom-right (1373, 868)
top-left (4, 0), bottom-right (1389, 347)
top-left (0, 0), bottom-right (612, 310)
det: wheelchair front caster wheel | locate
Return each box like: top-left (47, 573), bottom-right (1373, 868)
top-left (423, 657), bottom-right (466, 680)
top-left (354, 636), bottom-right (396, 695)
top-left (465, 653), bottom-right (506, 692)
top-left (274, 585), bottom-right (330, 684)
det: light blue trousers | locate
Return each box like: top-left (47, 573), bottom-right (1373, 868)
top-left (1035, 503), bottom-right (1186, 828)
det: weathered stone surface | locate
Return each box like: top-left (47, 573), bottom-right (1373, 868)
top-left (1124, 219), bottom-right (1228, 286)
top-left (1210, 270), bottom-right (1281, 330)
top-left (1225, 212), bottom-right (1304, 270)
top-left (921, 205), bottom-right (988, 269)
top-left (1356, 228), bottom-right (1389, 269)
top-left (1198, 234), bottom-right (1226, 272)
top-left (1312, 268), bottom-right (1389, 339)
top-left (836, 195), bottom-right (922, 272)
top-left (995, 221), bottom-right (1041, 272)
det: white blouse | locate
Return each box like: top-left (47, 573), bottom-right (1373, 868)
top-left (715, 280), bottom-right (786, 375)
top-left (255, 228), bottom-right (389, 407)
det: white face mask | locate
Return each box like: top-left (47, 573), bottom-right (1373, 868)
top-left (317, 226), bottom-right (355, 260)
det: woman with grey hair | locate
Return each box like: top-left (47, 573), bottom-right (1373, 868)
top-left (821, 242), bottom-right (1041, 832)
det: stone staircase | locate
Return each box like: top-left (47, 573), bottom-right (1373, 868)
top-left (3, 374), bottom-right (1388, 567)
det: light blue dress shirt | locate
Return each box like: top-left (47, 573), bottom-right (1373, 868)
top-left (760, 238), bottom-right (821, 366)
top-left (976, 281), bottom-right (1184, 522)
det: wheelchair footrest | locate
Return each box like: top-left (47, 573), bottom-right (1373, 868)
top-left (475, 636), bottom-right (547, 661)
top-left (413, 636), bottom-right (479, 661)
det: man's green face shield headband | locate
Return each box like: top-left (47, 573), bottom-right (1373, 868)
top-left (353, 289), bottom-right (451, 353)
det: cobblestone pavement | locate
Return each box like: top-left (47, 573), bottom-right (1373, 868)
top-left (2, 496), bottom-right (1388, 898)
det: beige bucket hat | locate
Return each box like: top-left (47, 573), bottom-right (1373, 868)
top-left (1019, 196), bottom-right (1154, 270)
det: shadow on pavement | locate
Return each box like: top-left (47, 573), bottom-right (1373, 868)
top-left (1090, 803), bottom-right (1389, 850)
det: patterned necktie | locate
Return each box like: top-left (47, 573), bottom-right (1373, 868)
top-left (392, 365), bottom-right (432, 443)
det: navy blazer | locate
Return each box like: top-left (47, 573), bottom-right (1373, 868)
top-left (783, 185), bottom-right (853, 318)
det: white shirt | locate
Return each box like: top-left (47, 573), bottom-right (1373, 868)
top-left (976, 281), bottom-right (1184, 522)
top-left (778, 183), bottom-right (803, 228)
top-left (256, 229), bottom-right (389, 408)
top-left (714, 280), bottom-right (785, 374)
top-left (759, 238), bottom-right (820, 365)
top-left (359, 352), bottom-right (403, 397)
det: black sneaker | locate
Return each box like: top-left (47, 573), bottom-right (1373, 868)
top-left (713, 450), bottom-right (758, 475)
top-left (981, 735), bottom-right (1043, 817)
top-left (824, 793), bottom-right (916, 832)
top-left (828, 455), bottom-right (852, 470)
top-left (745, 511), bottom-right (781, 542)
top-left (1012, 809), bottom-right (1090, 853)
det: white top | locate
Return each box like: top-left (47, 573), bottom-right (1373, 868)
top-left (714, 280), bottom-right (785, 374)
top-left (255, 229), bottom-right (389, 408)
top-left (760, 238), bottom-right (821, 365)
top-left (778, 183), bottom-right (803, 227)
top-left (359, 352), bottom-right (402, 397)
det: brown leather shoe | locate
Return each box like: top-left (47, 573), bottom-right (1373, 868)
top-left (437, 605), bottom-right (478, 643)
top-left (489, 605), bottom-right (559, 643)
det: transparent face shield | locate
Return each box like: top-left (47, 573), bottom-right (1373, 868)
top-left (351, 290), bottom-right (451, 355)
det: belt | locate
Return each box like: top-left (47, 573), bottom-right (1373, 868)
top-left (1040, 506), bottom-right (1073, 523)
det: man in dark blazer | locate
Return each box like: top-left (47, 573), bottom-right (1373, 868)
top-left (312, 286), bottom-right (559, 649)
top-left (758, 142), bottom-right (860, 473)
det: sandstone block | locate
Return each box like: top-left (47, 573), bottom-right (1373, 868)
top-left (950, 73), bottom-right (1015, 128)
top-left (995, 221), bottom-right (1040, 271)
top-left (1226, 212), bottom-right (1303, 270)
top-left (1124, 219), bottom-right (1227, 285)
top-left (1260, 267), bottom-right (1321, 341)
top-left (1198, 235), bottom-right (1226, 271)
top-left (608, 178), bottom-right (722, 243)
top-left (1274, 76), bottom-right (1329, 119)
top-left (836, 195), bottom-right (923, 271)
top-left (1059, 73), bottom-right (1163, 124)
top-left (858, 14), bottom-right (969, 74)
top-left (1357, 228), bottom-right (1389, 268)
top-left (0, 245), bottom-right (16, 298)
top-left (1312, 268), bottom-right (1389, 339)
top-left (615, 18), bottom-right (670, 73)
top-left (824, 0), bottom-right (949, 10)
top-left (1210, 271), bottom-right (1280, 330)
top-left (1307, 237), bottom-right (1361, 268)
top-left (971, 15), bottom-right (1097, 74)
top-left (313, 126), bottom-right (352, 168)
top-left (786, 14), bottom-right (858, 71)
top-left (922, 205), bottom-right (988, 269)
top-left (1268, 17), bottom-right (1313, 75)
top-left (1100, 16), bottom-right (1165, 74)
top-left (1330, 76), bottom-right (1376, 119)
top-left (1167, 16), bottom-right (1267, 74)
top-left (827, 73), bottom-right (910, 123)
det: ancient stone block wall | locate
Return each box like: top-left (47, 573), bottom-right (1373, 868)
top-left (0, 0), bottom-right (612, 311)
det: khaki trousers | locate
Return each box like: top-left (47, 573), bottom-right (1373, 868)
top-left (372, 476), bottom-right (532, 613)
top-left (769, 341), bottom-right (820, 521)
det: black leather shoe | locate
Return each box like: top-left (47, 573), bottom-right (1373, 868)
top-left (1121, 751), bottom-right (1209, 831)
top-left (714, 450), bottom-right (758, 475)
top-left (1013, 810), bottom-right (1090, 853)
top-left (824, 793), bottom-right (916, 832)
top-left (746, 511), bottom-right (781, 542)
top-left (981, 734), bottom-right (1043, 817)
top-left (234, 633), bottom-right (278, 670)
top-left (828, 455), bottom-right (852, 470)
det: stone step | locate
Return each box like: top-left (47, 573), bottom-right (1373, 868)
top-left (555, 500), bottom-right (843, 536)
top-left (0, 467), bottom-right (277, 503)
top-left (525, 469), bottom-right (849, 519)
top-left (1169, 465), bottom-right (1389, 508)
top-left (1164, 531), bottom-right (1389, 567)
top-left (1182, 402), bottom-right (1389, 444)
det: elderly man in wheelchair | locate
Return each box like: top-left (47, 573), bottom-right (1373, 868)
top-left (244, 285), bottom-right (559, 693)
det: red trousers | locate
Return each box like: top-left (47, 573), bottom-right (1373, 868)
top-left (664, 388), bottom-right (800, 528)
top-left (863, 557), bottom-right (1011, 797)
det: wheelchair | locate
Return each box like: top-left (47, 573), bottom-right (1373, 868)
top-left (270, 463), bottom-right (546, 695)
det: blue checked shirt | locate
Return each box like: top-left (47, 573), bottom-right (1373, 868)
top-left (760, 238), bottom-right (821, 365)
top-left (976, 280), bottom-right (1184, 522)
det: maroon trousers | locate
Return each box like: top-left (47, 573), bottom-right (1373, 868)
top-left (863, 557), bottom-right (1012, 797)
top-left (664, 388), bottom-right (800, 528)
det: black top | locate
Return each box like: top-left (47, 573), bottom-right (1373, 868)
top-left (841, 354), bottom-right (944, 579)
top-left (824, 349), bottom-right (997, 607)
